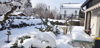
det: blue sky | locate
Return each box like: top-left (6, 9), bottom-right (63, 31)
top-left (30, 0), bottom-right (86, 10)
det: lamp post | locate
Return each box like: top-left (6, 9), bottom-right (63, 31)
top-left (5, 27), bottom-right (11, 43)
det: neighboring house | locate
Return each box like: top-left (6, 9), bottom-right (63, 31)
top-left (81, 0), bottom-right (100, 38)
top-left (49, 12), bottom-right (53, 19)
top-left (11, 12), bottom-right (27, 16)
top-left (60, 3), bottom-right (81, 19)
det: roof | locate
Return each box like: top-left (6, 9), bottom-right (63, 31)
top-left (81, 0), bottom-right (91, 7)
top-left (61, 3), bottom-right (82, 9)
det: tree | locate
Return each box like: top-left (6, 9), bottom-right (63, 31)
top-left (19, 0), bottom-right (33, 16)
top-left (79, 9), bottom-right (85, 18)
top-left (22, 7), bottom-right (33, 16)
top-left (35, 17), bottom-right (60, 35)
top-left (0, 0), bottom-right (23, 23)
top-left (0, 4), bottom-right (11, 13)
top-left (35, 3), bottom-right (47, 18)
top-left (50, 7), bottom-right (59, 19)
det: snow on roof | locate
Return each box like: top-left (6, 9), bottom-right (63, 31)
top-left (61, 3), bottom-right (82, 8)
top-left (0, 0), bottom-right (10, 3)
top-left (11, 12), bottom-right (26, 15)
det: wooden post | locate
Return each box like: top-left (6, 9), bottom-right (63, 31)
top-left (8, 35), bottom-right (9, 42)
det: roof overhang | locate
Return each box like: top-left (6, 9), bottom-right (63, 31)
top-left (84, 2), bottom-right (100, 12)
top-left (81, 0), bottom-right (91, 7)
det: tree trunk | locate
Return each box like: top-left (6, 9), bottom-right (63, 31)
top-left (0, 6), bottom-right (17, 23)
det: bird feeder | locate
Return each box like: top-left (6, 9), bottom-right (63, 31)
top-left (5, 28), bottom-right (11, 43)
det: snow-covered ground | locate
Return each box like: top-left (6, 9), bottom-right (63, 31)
top-left (72, 26), bottom-right (93, 42)
top-left (0, 19), bottom-right (93, 48)
top-left (0, 25), bottom-right (93, 48)
top-left (0, 25), bottom-right (72, 48)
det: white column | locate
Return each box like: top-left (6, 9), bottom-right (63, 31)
top-left (84, 12), bottom-right (87, 30)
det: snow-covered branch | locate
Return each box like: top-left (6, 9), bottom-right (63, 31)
top-left (0, 0), bottom-right (22, 23)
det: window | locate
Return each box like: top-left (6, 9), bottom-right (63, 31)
top-left (61, 5), bottom-right (63, 8)
top-left (64, 10), bottom-right (66, 15)
top-left (75, 10), bottom-right (77, 15)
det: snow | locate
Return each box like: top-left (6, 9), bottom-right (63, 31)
top-left (49, 19), bottom-right (66, 23)
top-left (12, 19), bottom-right (41, 25)
top-left (2, 30), bottom-right (56, 48)
top-left (21, 39), bottom-right (32, 48)
top-left (45, 32), bottom-right (56, 40)
top-left (57, 43), bottom-right (73, 48)
top-left (68, 20), bottom-right (80, 22)
top-left (56, 34), bottom-right (73, 48)
top-left (0, 18), bottom-right (93, 48)
top-left (72, 26), bottom-right (94, 42)
top-left (31, 38), bottom-right (43, 47)
top-left (0, 24), bottom-right (1, 28)
top-left (0, 26), bottom-right (38, 48)
top-left (42, 41), bottom-right (50, 48)
top-left (0, 15), bottom-right (5, 21)
top-left (40, 33), bottom-right (56, 48)
top-left (7, 16), bottom-right (36, 19)
top-left (29, 32), bottom-right (56, 48)
top-left (21, 36), bottom-right (42, 48)
top-left (11, 12), bottom-right (25, 15)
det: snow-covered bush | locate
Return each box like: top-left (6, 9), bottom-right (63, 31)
top-left (10, 32), bottom-right (56, 48)
top-left (18, 35), bottom-right (31, 44)
top-left (10, 35), bottom-right (31, 48)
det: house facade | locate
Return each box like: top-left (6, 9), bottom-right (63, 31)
top-left (81, 0), bottom-right (100, 38)
top-left (60, 3), bottom-right (81, 19)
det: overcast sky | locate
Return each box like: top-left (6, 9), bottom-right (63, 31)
top-left (30, 0), bottom-right (86, 10)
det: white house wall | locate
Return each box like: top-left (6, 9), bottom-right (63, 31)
top-left (90, 8), bottom-right (100, 38)
top-left (60, 8), bottom-right (80, 19)
top-left (61, 8), bottom-right (80, 15)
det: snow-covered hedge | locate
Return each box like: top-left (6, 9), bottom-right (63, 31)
top-left (0, 19), bottom-right (42, 31)
top-left (9, 32), bottom-right (57, 48)
top-left (7, 16), bottom-right (36, 19)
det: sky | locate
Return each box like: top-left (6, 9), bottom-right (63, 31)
top-left (30, 0), bottom-right (86, 10)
